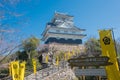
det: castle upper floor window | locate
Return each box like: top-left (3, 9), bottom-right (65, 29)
top-left (64, 30), bottom-right (68, 33)
top-left (56, 30), bottom-right (60, 32)
top-left (72, 31), bottom-right (76, 34)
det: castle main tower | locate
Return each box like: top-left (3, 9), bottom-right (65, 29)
top-left (42, 12), bottom-right (86, 45)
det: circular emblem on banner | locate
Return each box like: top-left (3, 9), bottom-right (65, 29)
top-left (103, 36), bottom-right (110, 45)
top-left (20, 65), bottom-right (24, 68)
top-left (33, 62), bottom-right (36, 65)
top-left (14, 74), bottom-right (19, 78)
top-left (13, 64), bottom-right (17, 69)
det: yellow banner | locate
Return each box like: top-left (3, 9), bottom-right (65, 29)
top-left (32, 59), bottom-right (37, 74)
top-left (99, 30), bottom-right (120, 80)
top-left (68, 51), bottom-right (70, 59)
top-left (71, 50), bottom-right (74, 56)
top-left (45, 55), bottom-right (48, 63)
top-left (56, 56), bottom-right (59, 66)
top-left (19, 61), bottom-right (26, 80)
top-left (11, 61), bottom-right (19, 80)
top-left (64, 53), bottom-right (67, 61)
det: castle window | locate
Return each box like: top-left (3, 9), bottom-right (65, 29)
top-left (72, 31), bottom-right (76, 34)
top-left (64, 30), bottom-right (68, 33)
top-left (56, 30), bottom-right (60, 32)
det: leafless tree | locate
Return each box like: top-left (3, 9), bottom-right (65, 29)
top-left (0, 0), bottom-right (30, 61)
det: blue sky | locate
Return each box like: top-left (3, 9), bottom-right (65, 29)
top-left (6, 0), bottom-right (120, 42)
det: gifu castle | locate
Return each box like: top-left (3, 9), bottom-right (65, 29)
top-left (42, 12), bottom-right (86, 44)
top-left (41, 12), bottom-right (86, 52)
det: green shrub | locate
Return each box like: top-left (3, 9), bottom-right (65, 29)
top-left (0, 68), bottom-right (9, 74)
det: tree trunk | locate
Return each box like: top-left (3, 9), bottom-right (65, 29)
top-left (27, 50), bottom-right (31, 59)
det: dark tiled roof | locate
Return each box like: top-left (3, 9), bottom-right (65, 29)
top-left (46, 23), bottom-right (85, 32)
top-left (47, 22), bottom-right (56, 26)
top-left (45, 37), bottom-right (82, 44)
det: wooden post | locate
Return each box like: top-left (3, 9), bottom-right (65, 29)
top-left (98, 76), bottom-right (101, 80)
top-left (82, 66), bottom-right (85, 80)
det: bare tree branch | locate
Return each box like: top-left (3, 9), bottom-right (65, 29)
top-left (0, 44), bottom-right (22, 63)
top-left (0, 0), bottom-right (30, 56)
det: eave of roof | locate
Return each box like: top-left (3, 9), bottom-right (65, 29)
top-left (48, 32), bottom-right (87, 36)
